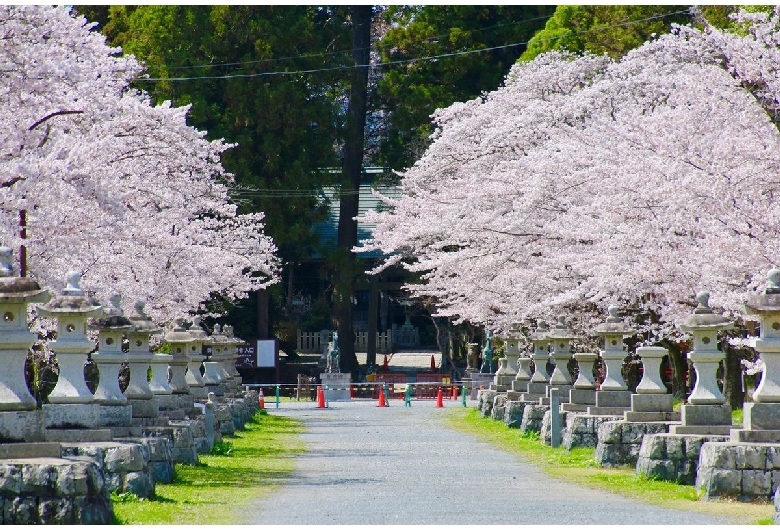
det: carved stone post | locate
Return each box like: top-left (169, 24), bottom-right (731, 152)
top-left (591, 306), bottom-right (636, 414)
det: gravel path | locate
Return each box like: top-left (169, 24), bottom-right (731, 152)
top-left (243, 400), bottom-right (730, 525)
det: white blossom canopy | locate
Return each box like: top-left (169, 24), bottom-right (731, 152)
top-left (360, 9), bottom-right (780, 338)
top-left (0, 6), bottom-right (279, 323)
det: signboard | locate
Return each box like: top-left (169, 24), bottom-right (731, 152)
top-left (256, 340), bottom-right (277, 368)
top-left (236, 343), bottom-right (257, 369)
top-left (235, 340), bottom-right (278, 369)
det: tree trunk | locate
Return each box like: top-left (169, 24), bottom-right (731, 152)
top-left (334, 5), bottom-right (371, 378)
top-left (661, 340), bottom-right (688, 400)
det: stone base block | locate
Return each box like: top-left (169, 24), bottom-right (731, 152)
top-left (44, 404), bottom-right (101, 430)
top-left (489, 383), bottom-right (508, 393)
top-left (503, 400), bottom-right (530, 428)
top-left (511, 380), bottom-right (529, 393)
top-left (188, 386), bottom-right (209, 400)
top-left (0, 458), bottom-right (113, 524)
top-left (157, 393), bottom-right (195, 411)
top-left (110, 426), bottom-right (144, 438)
top-left (494, 374), bottom-right (515, 388)
top-left (680, 404), bottom-right (731, 426)
top-left (45, 429), bottom-right (113, 443)
top-left (128, 399), bottom-right (159, 419)
top-left (491, 394), bottom-right (507, 421)
top-left (637, 433), bottom-right (729, 486)
top-left (547, 385), bottom-right (572, 403)
top-left (624, 411), bottom-right (680, 422)
top-left (99, 404), bottom-right (133, 428)
top-left (744, 402), bottom-right (780, 431)
top-left (669, 424), bottom-right (733, 436)
top-left (506, 390), bottom-right (522, 400)
top-left (561, 403), bottom-right (588, 413)
top-left (0, 409), bottom-right (44, 443)
top-left (0, 442), bottom-right (61, 459)
top-left (520, 403), bottom-right (549, 434)
top-left (526, 382), bottom-right (548, 395)
top-left (569, 388), bottom-right (596, 406)
top-left (631, 393), bottom-right (673, 412)
top-left (596, 390), bottom-right (631, 408)
top-left (320, 373), bottom-right (351, 401)
top-left (563, 414), bottom-right (622, 450)
top-left (595, 420), bottom-right (673, 467)
top-left (730, 429), bottom-right (780, 443)
top-left (696, 441), bottom-right (780, 501)
top-left (587, 406), bottom-right (629, 416)
top-left (204, 384), bottom-right (226, 397)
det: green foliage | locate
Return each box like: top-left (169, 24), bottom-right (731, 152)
top-left (210, 441), bottom-right (233, 456)
top-left (520, 5), bottom-right (691, 61)
top-left (375, 6), bottom-right (555, 170)
top-left (110, 491), bottom-right (145, 504)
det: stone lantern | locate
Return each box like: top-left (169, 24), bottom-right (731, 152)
top-left (591, 305), bottom-right (636, 413)
top-left (37, 271), bottom-right (102, 430)
top-left (671, 291), bottom-right (734, 435)
top-left (505, 324), bottom-right (532, 399)
top-left (546, 315), bottom-right (581, 403)
top-left (203, 324), bottom-right (227, 397)
top-left (222, 325), bottom-right (242, 392)
top-left (0, 247), bottom-right (49, 442)
top-left (163, 318), bottom-right (194, 395)
top-left (185, 317), bottom-right (208, 400)
top-left (624, 345), bottom-right (679, 422)
top-left (125, 300), bottom-right (162, 419)
top-left (492, 325), bottom-right (521, 392)
top-left (522, 320), bottom-right (552, 402)
top-left (212, 325), bottom-right (234, 383)
top-left (90, 293), bottom-right (133, 427)
top-left (735, 268), bottom-right (780, 442)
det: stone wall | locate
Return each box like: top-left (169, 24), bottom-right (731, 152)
top-left (503, 400), bottom-right (532, 429)
top-left (520, 404), bottom-right (549, 435)
top-left (476, 389), bottom-right (497, 418)
top-left (562, 414), bottom-right (623, 450)
top-left (61, 441), bottom-right (157, 499)
top-left (541, 409), bottom-right (568, 445)
top-left (0, 458), bottom-right (112, 524)
top-left (491, 394), bottom-right (507, 421)
top-left (696, 442), bottom-right (780, 501)
top-left (595, 421), bottom-right (672, 467)
top-left (635, 434), bottom-right (729, 485)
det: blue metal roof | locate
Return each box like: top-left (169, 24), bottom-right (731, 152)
top-left (312, 183), bottom-right (401, 259)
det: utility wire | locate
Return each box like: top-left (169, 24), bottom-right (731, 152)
top-left (163, 12), bottom-right (556, 71)
top-left (133, 9), bottom-right (690, 83)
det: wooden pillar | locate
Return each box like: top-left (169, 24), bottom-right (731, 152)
top-left (366, 272), bottom-right (379, 368)
top-left (256, 290), bottom-right (269, 340)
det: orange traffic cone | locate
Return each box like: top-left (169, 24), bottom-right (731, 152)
top-left (377, 386), bottom-right (387, 408)
top-left (258, 389), bottom-right (265, 409)
top-left (317, 386), bottom-right (326, 408)
top-left (451, 384), bottom-right (457, 400)
top-left (436, 387), bottom-right (444, 408)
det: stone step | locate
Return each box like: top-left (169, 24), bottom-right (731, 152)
top-left (730, 428), bottom-right (780, 443)
top-left (587, 406), bottom-right (629, 416)
top-left (0, 442), bottom-right (62, 458)
top-left (45, 428), bottom-right (113, 443)
top-left (624, 411), bottom-right (681, 422)
top-left (668, 424), bottom-right (733, 436)
top-left (561, 403), bottom-right (588, 413)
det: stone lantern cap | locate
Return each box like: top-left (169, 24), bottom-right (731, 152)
top-left (529, 320), bottom-right (550, 342)
top-left (745, 268), bottom-right (780, 315)
top-left (546, 315), bottom-right (581, 342)
top-left (593, 305), bottom-right (637, 337)
top-left (498, 323), bottom-right (523, 340)
top-left (128, 300), bottom-right (162, 335)
top-left (164, 318), bottom-right (195, 344)
top-left (91, 293), bottom-right (132, 330)
top-left (0, 246), bottom-right (49, 304)
top-left (222, 324), bottom-right (243, 346)
top-left (209, 323), bottom-right (230, 344)
top-left (678, 291), bottom-right (734, 332)
top-left (187, 316), bottom-right (208, 341)
top-left (38, 271), bottom-right (102, 317)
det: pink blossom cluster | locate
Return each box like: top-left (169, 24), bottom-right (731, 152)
top-left (360, 9), bottom-right (780, 339)
top-left (0, 6), bottom-right (279, 324)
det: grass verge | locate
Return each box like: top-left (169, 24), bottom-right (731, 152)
top-left (445, 408), bottom-right (773, 525)
top-left (112, 410), bottom-right (304, 524)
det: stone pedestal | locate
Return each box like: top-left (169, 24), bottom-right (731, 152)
top-left (149, 354), bottom-right (173, 395)
top-left (320, 373), bottom-right (351, 401)
top-left (44, 403), bottom-right (101, 429)
top-left (0, 409), bottom-right (45, 442)
top-left (669, 404), bottom-right (732, 435)
top-left (588, 390), bottom-right (632, 416)
top-left (99, 403), bottom-right (134, 427)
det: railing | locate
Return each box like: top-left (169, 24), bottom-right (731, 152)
top-left (297, 330), bottom-right (393, 354)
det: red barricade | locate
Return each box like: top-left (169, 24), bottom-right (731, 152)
top-left (415, 373), bottom-right (451, 399)
top-left (373, 373), bottom-right (407, 399)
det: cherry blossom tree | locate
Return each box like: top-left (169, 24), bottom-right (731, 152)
top-left (360, 8), bottom-right (780, 343)
top-left (0, 5), bottom-right (279, 323)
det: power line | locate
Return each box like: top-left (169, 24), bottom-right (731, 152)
top-left (133, 9), bottom-right (691, 83)
top-left (162, 12), bottom-right (556, 72)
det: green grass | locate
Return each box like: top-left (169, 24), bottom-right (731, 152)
top-left (112, 410), bottom-right (304, 524)
top-left (445, 408), bottom-right (773, 525)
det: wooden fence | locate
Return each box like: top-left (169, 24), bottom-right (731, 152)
top-left (297, 330), bottom-right (393, 354)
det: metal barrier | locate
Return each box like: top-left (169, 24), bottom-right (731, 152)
top-left (243, 381), bottom-right (471, 407)
top-left (415, 373), bottom-right (451, 399)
